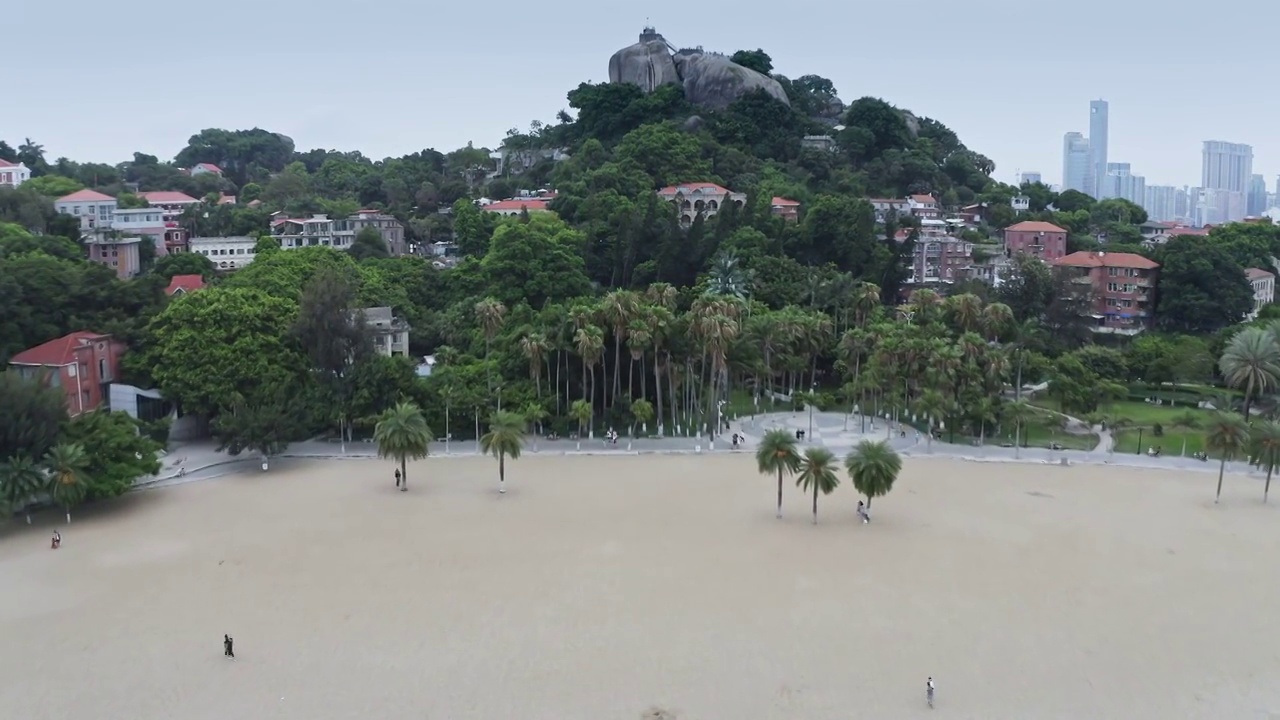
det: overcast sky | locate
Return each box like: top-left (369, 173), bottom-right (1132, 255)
top-left (7, 0), bottom-right (1277, 190)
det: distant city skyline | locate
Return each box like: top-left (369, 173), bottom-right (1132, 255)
top-left (6, 4), bottom-right (1276, 191)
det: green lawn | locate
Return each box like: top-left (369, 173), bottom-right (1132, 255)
top-left (1105, 400), bottom-right (1214, 456)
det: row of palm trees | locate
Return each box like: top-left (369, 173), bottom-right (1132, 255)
top-left (469, 281), bottom-right (1028, 447)
top-left (756, 428), bottom-right (903, 524)
top-left (0, 444), bottom-right (92, 524)
top-left (372, 402), bottom-right (524, 494)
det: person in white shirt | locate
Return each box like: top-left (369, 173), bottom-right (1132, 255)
top-left (926, 677), bottom-right (935, 707)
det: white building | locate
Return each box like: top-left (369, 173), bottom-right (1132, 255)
top-left (656, 183), bottom-right (746, 226)
top-left (1247, 268), bottom-right (1275, 320)
top-left (189, 236), bottom-right (258, 270)
top-left (138, 191), bottom-right (200, 221)
top-left (269, 212), bottom-right (408, 254)
top-left (362, 307), bottom-right (410, 357)
top-left (0, 159), bottom-right (31, 187)
top-left (54, 189), bottom-right (118, 230)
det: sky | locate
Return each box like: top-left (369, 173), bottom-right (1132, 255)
top-left (6, 0), bottom-right (1279, 190)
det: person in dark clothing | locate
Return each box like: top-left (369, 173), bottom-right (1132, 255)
top-left (394, 468), bottom-right (402, 487)
top-left (224, 634), bottom-right (234, 658)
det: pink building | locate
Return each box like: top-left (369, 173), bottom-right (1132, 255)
top-left (87, 236), bottom-right (142, 279)
top-left (9, 331), bottom-right (125, 416)
top-left (1003, 220), bottom-right (1068, 262)
top-left (1052, 251), bottom-right (1160, 335)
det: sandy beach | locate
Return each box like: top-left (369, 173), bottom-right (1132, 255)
top-left (2, 453), bottom-right (1278, 719)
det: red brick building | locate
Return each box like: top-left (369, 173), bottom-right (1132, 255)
top-left (1052, 251), bottom-right (1160, 335)
top-left (1003, 220), bottom-right (1068, 262)
top-left (8, 331), bottom-right (125, 416)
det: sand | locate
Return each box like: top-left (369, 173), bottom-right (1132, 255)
top-left (2, 454), bottom-right (1278, 719)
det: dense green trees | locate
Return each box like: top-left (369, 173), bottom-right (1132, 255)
top-left (1155, 236), bottom-right (1254, 334)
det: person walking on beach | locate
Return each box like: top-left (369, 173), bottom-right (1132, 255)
top-left (394, 468), bottom-right (402, 488)
top-left (856, 501), bottom-right (869, 524)
top-left (926, 676), bottom-right (935, 707)
top-left (224, 634), bottom-right (234, 659)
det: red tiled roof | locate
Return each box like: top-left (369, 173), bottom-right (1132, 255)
top-left (482, 199), bottom-right (551, 212)
top-left (195, 163), bottom-right (223, 173)
top-left (217, 194), bottom-right (236, 205)
top-left (165, 274), bottom-right (206, 296)
top-left (1006, 220), bottom-right (1067, 233)
top-left (10, 331), bottom-right (108, 366)
top-left (1053, 251), bottom-right (1159, 270)
top-left (139, 191), bottom-right (199, 204)
top-left (0, 159), bottom-right (20, 168)
top-left (1169, 226), bottom-right (1210, 237)
top-left (657, 182), bottom-right (731, 195)
top-left (1246, 268), bottom-right (1274, 280)
top-left (910, 194), bottom-right (937, 204)
top-left (771, 197), bottom-right (801, 206)
top-left (57, 189), bottom-right (115, 203)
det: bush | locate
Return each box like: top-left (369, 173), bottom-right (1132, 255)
top-left (1153, 422), bottom-right (1164, 437)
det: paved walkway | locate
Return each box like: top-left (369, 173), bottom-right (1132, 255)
top-left (146, 410), bottom-right (1252, 490)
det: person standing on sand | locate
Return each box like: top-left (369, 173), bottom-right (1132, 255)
top-left (224, 634), bottom-right (234, 658)
top-left (394, 468), bottom-right (402, 488)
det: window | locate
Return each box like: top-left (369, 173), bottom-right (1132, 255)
top-left (99, 358), bottom-right (106, 379)
top-left (1108, 267), bottom-right (1119, 276)
top-left (1107, 282), bottom-right (1119, 292)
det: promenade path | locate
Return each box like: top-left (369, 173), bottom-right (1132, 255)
top-left (147, 409), bottom-right (1256, 490)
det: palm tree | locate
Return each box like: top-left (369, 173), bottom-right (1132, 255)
top-left (1003, 401), bottom-right (1034, 458)
top-left (852, 281), bottom-right (881, 327)
top-left (706, 250), bottom-right (752, 299)
top-left (1170, 411), bottom-right (1201, 457)
top-left (373, 402), bottom-right (432, 492)
top-left (570, 399), bottom-right (592, 450)
top-left (945, 293), bottom-right (983, 334)
top-left (44, 443), bottom-right (90, 523)
top-left (522, 403), bottom-right (549, 451)
top-left (480, 411), bottom-right (525, 494)
top-left (601, 289), bottom-right (640, 408)
top-left (574, 325), bottom-right (605, 435)
top-left (796, 446), bottom-right (840, 524)
top-left (0, 455), bottom-right (46, 524)
top-left (913, 389), bottom-right (947, 451)
top-left (1218, 327), bottom-right (1280, 419)
top-left (630, 398), bottom-right (654, 450)
top-left (1204, 412), bottom-right (1250, 504)
top-left (1250, 419), bottom-right (1280, 503)
top-left (756, 429), bottom-right (800, 519)
top-left (475, 297), bottom-right (508, 390)
top-left (845, 440), bottom-right (902, 513)
top-left (980, 302), bottom-right (1014, 342)
top-left (519, 332), bottom-right (549, 398)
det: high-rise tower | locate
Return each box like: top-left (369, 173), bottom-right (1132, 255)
top-left (1089, 100), bottom-right (1109, 198)
top-left (1062, 132), bottom-right (1091, 194)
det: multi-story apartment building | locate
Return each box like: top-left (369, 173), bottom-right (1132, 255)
top-left (656, 183), bottom-right (746, 226)
top-left (1144, 186), bottom-right (1178, 223)
top-left (189, 235), bottom-right (258, 270)
top-left (55, 189), bottom-right (118, 230)
top-left (770, 197), bottom-right (801, 222)
top-left (1246, 268), bottom-right (1275, 319)
top-left (111, 207), bottom-right (188, 256)
top-left (1003, 220), bottom-right (1068, 262)
top-left (867, 197), bottom-right (911, 221)
top-left (0, 159), bottom-right (31, 187)
top-left (8, 331), bottom-right (125, 416)
top-left (1101, 163), bottom-right (1145, 207)
top-left (1053, 251), bottom-right (1159, 335)
top-left (270, 212), bottom-right (409, 255)
top-left (903, 235), bottom-right (975, 284)
top-left (362, 307), bottom-right (411, 357)
top-left (87, 236), bottom-right (142, 279)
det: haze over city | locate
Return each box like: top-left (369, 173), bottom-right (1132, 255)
top-left (6, 0), bottom-right (1277, 188)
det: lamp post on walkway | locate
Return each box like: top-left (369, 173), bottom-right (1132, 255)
top-left (807, 383), bottom-right (816, 440)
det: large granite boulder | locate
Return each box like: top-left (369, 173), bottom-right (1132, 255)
top-left (608, 28), bottom-right (790, 111)
top-left (608, 38), bottom-right (680, 93)
top-left (672, 50), bottom-right (790, 110)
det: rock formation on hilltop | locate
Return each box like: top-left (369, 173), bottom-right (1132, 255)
top-left (608, 27), bottom-right (790, 111)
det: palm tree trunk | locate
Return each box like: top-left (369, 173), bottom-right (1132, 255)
top-left (613, 336), bottom-right (622, 408)
top-left (628, 356), bottom-right (636, 403)
top-left (401, 457), bottom-right (408, 491)
top-left (812, 484), bottom-right (818, 524)
top-left (776, 469), bottom-right (783, 519)
top-left (1216, 458), bottom-right (1226, 503)
top-left (866, 496), bottom-right (872, 511)
top-left (1266, 466), bottom-right (1272, 503)
top-left (499, 453), bottom-right (506, 494)
top-left (653, 351), bottom-right (664, 436)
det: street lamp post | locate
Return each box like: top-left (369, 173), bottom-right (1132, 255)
top-left (807, 383), bottom-right (816, 440)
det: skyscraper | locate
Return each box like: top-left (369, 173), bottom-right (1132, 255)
top-left (1201, 141), bottom-right (1252, 222)
top-left (1062, 132), bottom-right (1091, 194)
top-left (1019, 171), bottom-right (1042, 186)
top-left (1144, 186), bottom-right (1178, 223)
top-left (1089, 100), bottom-right (1109, 198)
top-left (1102, 163), bottom-right (1145, 206)
top-left (1248, 174), bottom-right (1268, 216)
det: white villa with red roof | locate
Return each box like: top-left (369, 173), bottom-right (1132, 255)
top-left (138, 190), bottom-right (200, 220)
top-left (190, 163), bottom-right (223, 177)
top-left (55, 189), bottom-right (118, 230)
top-left (481, 198), bottom-right (552, 217)
top-left (657, 182), bottom-right (746, 226)
top-left (0, 159), bottom-right (31, 188)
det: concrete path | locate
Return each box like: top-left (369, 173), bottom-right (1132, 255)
top-left (143, 409), bottom-right (1251, 491)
